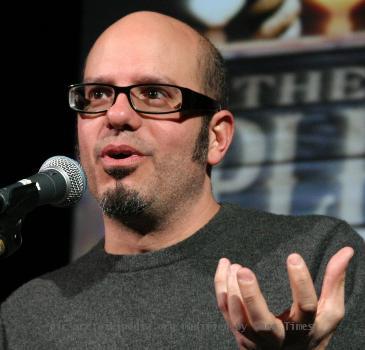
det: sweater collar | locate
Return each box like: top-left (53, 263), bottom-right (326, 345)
top-left (88, 203), bottom-right (232, 272)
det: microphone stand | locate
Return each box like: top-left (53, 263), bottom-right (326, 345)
top-left (0, 183), bottom-right (39, 259)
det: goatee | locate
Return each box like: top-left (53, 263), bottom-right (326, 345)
top-left (100, 185), bottom-right (146, 217)
top-left (99, 180), bottom-right (157, 234)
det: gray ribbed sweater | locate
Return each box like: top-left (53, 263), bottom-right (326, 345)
top-left (1, 203), bottom-right (364, 349)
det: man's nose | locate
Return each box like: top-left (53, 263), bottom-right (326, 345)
top-left (105, 92), bottom-right (142, 131)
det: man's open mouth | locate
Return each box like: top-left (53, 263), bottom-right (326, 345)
top-left (101, 144), bottom-right (143, 160)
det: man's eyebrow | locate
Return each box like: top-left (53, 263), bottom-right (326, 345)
top-left (132, 75), bottom-right (178, 85)
top-left (83, 75), bottom-right (178, 86)
top-left (82, 77), bottom-right (112, 84)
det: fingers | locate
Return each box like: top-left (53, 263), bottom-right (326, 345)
top-left (312, 247), bottom-right (354, 337)
top-left (214, 258), bottom-right (231, 325)
top-left (227, 264), bottom-right (247, 329)
top-left (236, 268), bottom-right (272, 329)
top-left (227, 264), bottom-right (261, 349)
top-left (215, 258), bottom-right (285, 348)
top-left (215, 259), bottom-right (256, 349)
top-left (319, 247), bottom-right (354, 303)
top-left (237, 268), bottom-right (285, 347)
top-left (287, 253), bottom-right (318, 324)
top-left (285, 247), bottom-right (354, 349)
top-left (215, 248), bottom-right (354, 350)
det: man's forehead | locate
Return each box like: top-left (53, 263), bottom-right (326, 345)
top-left (83, 73), bottom-right (179, 86)
top-left (85, 14), bottom-right (202, 88)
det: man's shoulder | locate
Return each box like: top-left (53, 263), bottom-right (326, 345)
top-left (221, 202), bottom-right (362, 244)
top-left (221, 202), bottom-right (345, 228)
top-left (1, 239), bottom-right (104, 314)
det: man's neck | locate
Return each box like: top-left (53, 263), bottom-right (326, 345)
top-left (103, 190), bottom-right (220, 255)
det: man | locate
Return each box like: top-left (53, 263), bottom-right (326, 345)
top-left (1, 11), bottom-right (364, 350)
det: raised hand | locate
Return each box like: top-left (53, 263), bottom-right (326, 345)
top-left (214, 247), bottom-right (354, 349)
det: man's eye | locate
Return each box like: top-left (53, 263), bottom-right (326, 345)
top-left (92, 90), bottom-right (104, 99)
top-left (148, 90), bottom-right (161, 99)
top-left (87, 88), bottom-right (112, 100)
top-left (142, 88), bottom-right (168, 99)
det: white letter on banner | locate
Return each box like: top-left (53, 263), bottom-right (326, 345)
top-left (232, 75), bottom-right (275, 108)
top-left (329, 66), bottom-right (365, 101)
top-left (278, 71), bottom-right (321, 106)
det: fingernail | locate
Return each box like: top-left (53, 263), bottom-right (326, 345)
top-left (219, 257), bottom-right (230, 266)
top-left (288, 253), bottom-right (303, 266)
top-left (237, 268), bottom-right (254, 283)
top-left (230, 264), bottom-right (241, 274)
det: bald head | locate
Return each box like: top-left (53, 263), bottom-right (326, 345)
top-left (85, 11), bottom-right (226, 103)
top-left (108, 11), bottom-right (200, 46)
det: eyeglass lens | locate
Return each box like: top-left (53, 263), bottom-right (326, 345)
top-left (70, 84), bottom-right (183, 113)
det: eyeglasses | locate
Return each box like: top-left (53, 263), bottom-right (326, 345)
top-left (68, 83), bottom-right (222, 116)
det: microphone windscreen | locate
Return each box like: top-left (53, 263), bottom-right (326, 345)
top-left (39, 156), bottom-right (87, 207)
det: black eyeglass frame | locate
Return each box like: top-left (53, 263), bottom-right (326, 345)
top-left (68, 83), bottom-right (222, 115)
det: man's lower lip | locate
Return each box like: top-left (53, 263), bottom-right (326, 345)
top-left (100, 155), bottom-right (144, 167)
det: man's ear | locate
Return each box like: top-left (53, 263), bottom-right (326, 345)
top-left (207, 109), bottom-right (234, 166)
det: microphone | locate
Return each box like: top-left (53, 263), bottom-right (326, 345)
top-left (0, 156), bottom-right (87, 214)
top-left (0, 156), bottom-right (87, 258)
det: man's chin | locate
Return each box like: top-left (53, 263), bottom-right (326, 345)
top-left (98, 181), bottom-right (155, 232)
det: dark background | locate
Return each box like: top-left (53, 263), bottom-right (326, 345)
top-left (0, 2), bottom-right (82, 302)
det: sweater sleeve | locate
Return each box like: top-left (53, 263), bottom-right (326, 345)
top-left (313, 221), bottom-right (365, 350)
